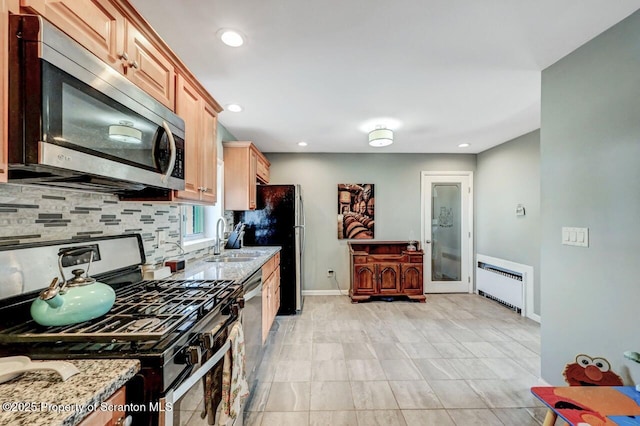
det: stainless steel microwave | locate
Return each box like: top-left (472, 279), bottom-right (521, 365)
top-left (8, 15), bottom-right (185, 193)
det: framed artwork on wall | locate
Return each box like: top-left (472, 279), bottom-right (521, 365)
top-left (337, 184), bottom-right (375, 239)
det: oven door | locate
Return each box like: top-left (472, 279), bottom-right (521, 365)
top-left (161, 308), bottom-right (245, 426)
top-left (9, 15), bottom-right (185, 191)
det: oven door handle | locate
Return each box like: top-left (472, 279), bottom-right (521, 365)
top-left (244, 282), bottom-right (262, 302)
top-left (159, 339), bottom-right (230, 426)
top-left (160, 120), bottom-right (177, 183)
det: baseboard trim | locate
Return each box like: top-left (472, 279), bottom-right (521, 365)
top-left (302, 289), bottom-right (348, 296)
top-left (529, 313), bottom-right (541, 323)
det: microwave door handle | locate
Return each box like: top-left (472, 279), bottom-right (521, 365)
top-left (160, 121), bottom-right (177, 183)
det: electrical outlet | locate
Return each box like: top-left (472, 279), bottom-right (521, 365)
top-left (327, 269), bottom-right (334, 277)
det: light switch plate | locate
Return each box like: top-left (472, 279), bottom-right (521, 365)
top-left (562, 227), bottom-right (589, 247)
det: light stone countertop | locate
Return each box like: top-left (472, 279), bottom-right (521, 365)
top-left (173, 246), bottom-right (281, 282)
top-left (0, 359), bottom-right (140, 426)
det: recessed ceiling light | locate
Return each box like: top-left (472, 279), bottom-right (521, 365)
top-left (458, 143), bottom-right (470, 148)
top-left (218, 29), bottom-right (245, 47)
top-left (225, 103), bottom-right (243, 112)
top-left (297, 141), bottom-right (308, 147)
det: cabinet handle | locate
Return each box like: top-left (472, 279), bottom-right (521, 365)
top-left (129, 60), bottom-right (139, 69)
top-left (119, 51), bottom-right (129, 61)
top-left (202, 187), bottom-right (209, 192)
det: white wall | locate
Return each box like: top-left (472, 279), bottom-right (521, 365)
top-left (266, 153), bottom-right (475, 292)
top-left (476, 130), bottom-right (541, 315)
top-left (540, 10), bottom-right (640, 385)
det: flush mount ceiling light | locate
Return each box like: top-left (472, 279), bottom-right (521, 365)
top-left (368, 127), bottom-right (394, 147)
top-left (458, 143), bottom-right (470, 148)
top-left (218, 29), bottom-right (245, 47)
top-left (225, 103), bottom-right (243, 112)
top-left (109, 120), bottom-right (142, 144)
top-left (297, 141), bottom-right (308, 147)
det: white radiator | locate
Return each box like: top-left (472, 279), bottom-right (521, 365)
top-left (476, 254), bottom-right (532, 317)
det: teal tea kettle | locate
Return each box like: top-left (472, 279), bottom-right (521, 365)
top-left (30, 247), bottom-right (116, 327)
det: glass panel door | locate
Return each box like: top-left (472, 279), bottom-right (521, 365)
top-left (431, 183), bottom-right (462, 282)
top-left (422, 173), bottom-right (472, 293)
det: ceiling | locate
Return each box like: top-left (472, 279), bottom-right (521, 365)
top-left (130, 1), bottom-right (639, 154)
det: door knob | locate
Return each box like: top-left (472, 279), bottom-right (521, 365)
top-left (425, 240), bottom-right (431, 244)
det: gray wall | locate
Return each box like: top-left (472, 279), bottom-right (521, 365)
top-left (476, 130), bottom-right (541, 315)
top-left (217, 123), bottom-right (237, 159)
top-left (266, 153), bottom-right (475, 292)
top-left (540, 11), bottom-right (640, 385)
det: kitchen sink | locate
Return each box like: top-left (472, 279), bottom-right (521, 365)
top-left (204, 256), bottom-right (258, 263)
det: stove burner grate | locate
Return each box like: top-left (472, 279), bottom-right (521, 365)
top-left (0, 279), bottom-right (239, 343)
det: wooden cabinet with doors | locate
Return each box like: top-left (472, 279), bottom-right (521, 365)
top-left (20, 0), bottom-right (175, 109)
top-left (0, 0), bottom-right (18, 183)
top-left (223, 141), bottom-right (270, 211)
top-left (261, 251), bottom-right (280, 344)
top-left (348, 241), bottom-right (426, 303)
top-left (77, 386), bottom-right (127, 426)
top-left (172, 74), bottom-right (218, 204)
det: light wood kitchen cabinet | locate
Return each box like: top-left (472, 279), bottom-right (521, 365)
top-left (199, 102), bottom-right (218, 204)
top-left (77, 386), bottom-right (126, 426)
top-left (0, 0), bottom-right (17, 183)
top-left (223, 141), bottom-right (270, 211)
top-left (20, 0), bottom-right (175, 110)
top-left (19, 0), bottom-right (125, 69)
top-left (349, 242), bottom-right (426, 303)
top-left (123, 21), bottom-right (174, 109)
top-left (173, 75), bottom-right (217, 204)
top-left (261, 252), bottom-right (280, 344)
top-left (256, 154), bottom-right (270, 184)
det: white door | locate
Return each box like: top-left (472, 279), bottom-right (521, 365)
top-left (421, 172), bottom-right (473, 293)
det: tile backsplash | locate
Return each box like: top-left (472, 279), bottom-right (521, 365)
top-left (0, 184), bottom-right (183, 264)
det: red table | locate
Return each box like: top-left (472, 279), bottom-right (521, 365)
top-left (531, 386), bottom-right (640, 426)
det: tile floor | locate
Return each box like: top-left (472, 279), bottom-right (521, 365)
top-left (243, 294), bottom-right (547, 426)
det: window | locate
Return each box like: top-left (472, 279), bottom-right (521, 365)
top-left (183, 205), bottom-right (205, 239)
top-left (181, 159), bottom-right (224, 244)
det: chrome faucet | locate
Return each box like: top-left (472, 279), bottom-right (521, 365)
top-left (214, 217), bottom-right (226, 255)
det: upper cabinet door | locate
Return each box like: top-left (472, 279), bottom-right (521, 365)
top-left (200, 102), bottom-right (218, 204)
top-left (175, 75), bottom-right (201, 202)
top-left (124, 22), bottom-right (175, 110)
top-left (20, 0), bottom-right (125, 69)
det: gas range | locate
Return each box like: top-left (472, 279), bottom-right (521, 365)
top-left (0, 234), bottom-right (244, 426)
top-left (0, 278), bottom-right (238, 344)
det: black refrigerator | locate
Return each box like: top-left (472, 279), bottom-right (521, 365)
top-left (234, 184), bottom-right (304, 315)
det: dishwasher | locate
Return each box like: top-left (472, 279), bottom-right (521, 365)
top-left (241, 270), bottom-right (263, 394)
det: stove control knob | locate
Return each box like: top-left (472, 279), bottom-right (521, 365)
top-left (185, 345), bottom-right (202, 366)
top-left (236, 297), bottom-right (245, 308)
top-left (202, 332), bottom-right (215, 350)
top-left (231, 303), bottom-right (240, 317)
top-left (115, 415), bottom-right (133, 426)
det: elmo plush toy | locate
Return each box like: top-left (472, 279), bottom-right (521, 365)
top-left (563, 354), bottom-right (623, 386)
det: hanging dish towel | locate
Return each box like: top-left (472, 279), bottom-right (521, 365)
top-left (201, 324), bottom-right (224, 425)
top-left (218, 321), bottom-right (249, 426)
